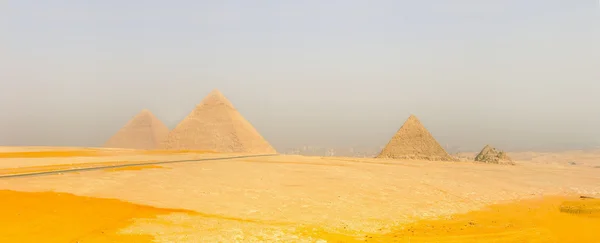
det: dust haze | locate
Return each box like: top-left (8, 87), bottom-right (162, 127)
top-left (1, 1), bottom-right (599, 153)
top-left (2, 2), bottom-right (600, 242)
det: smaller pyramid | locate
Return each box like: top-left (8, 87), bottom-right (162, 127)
top-left (161, 89), bottom-right (277, 154)
top-left (104, 109), bottom-right (170, 149)
top-left (474, 145), bottom-right (514, 165)
top-left (377, 115), bottom-right (454, 161)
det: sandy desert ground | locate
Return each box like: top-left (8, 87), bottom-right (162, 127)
top-left (1, 146), bottom-right (599, 242)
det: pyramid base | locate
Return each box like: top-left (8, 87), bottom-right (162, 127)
top-left (474, 159), bottom-right (516, 165)
top-left (376, 154), bottom-right (457, 162)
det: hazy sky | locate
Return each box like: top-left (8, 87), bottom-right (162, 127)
top-left (1, 1), bottom-right (599, 152)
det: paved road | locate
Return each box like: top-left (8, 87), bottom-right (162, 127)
top-left (0, 154), bottom-right (277, 179)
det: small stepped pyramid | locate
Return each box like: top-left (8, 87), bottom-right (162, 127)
top-left (474, 145), bottom-right (515, 165)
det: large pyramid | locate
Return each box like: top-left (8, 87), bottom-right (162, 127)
top-left (474, 145), bottom-right (515, 165)
top-left (161, 89), bottom-right (277, 154)
top-left (104, 109), bottom-right (170, 149)
top-left (377, 115), bottom-right (454, 161)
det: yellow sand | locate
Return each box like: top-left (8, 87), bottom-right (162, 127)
top-left (2, 189), bottom-right (599, 242)
top-left (0, 149), bottom-right (215, 159)
top-left (0, 190), bottom-right (193, 243)
top-left (304, 196), bottom-right (600, 242)
top-left (0, 150), bottom-right (104, 158)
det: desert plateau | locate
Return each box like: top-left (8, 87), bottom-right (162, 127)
top-left (1, 90), bottom-right (599, 242)
top-left (3, 2), bottom-right (599, 242)
top-left (1, 146), bottom-right (599, 242)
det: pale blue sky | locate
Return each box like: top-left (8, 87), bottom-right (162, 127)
top-left (1, 1), bottom-right (599, 152)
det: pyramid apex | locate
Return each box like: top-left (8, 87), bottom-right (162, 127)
top-left (198, 89), bottom-right (234, 108)
top-left (136, 109), bottom-right (157, 119)
top-left (407, 114), bottom-right (420, 121)
top-left (404, 114), bottom-right (424, 126)
top-left (209, 88), bottom-right (224, 95)
top-left (480, 145), bottom-right (494, 154)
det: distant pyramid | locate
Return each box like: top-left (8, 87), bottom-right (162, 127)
top-left (161, 89), bottom-right (277, 154)
top-left (377, 115), bottom-right (454, 161)
top-left (104, 109), bottom-right (170, 149)
top-left (474, 145), bottom-right (514, 165)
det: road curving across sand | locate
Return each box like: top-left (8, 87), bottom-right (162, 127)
top-left (0, 154), bottom-right (276, 178)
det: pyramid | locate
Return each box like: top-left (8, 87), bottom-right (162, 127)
top-left (474, 145), bottom-right (515, 165)
top-left (377, 115), bottom-right (454, 161)
top-left (104, 109), bottom-right (170, 149)
top-left (161, 89), bottom-right (277, 154)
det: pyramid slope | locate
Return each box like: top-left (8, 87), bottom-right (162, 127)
top-left (377, 115), bottom-right (454, 161)
top-left (475, 145), bottom-right (514, 165)
top-left (104, 109), bottom-right (170, 149)
top-left (161, 89), bottom-right (277, 154)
